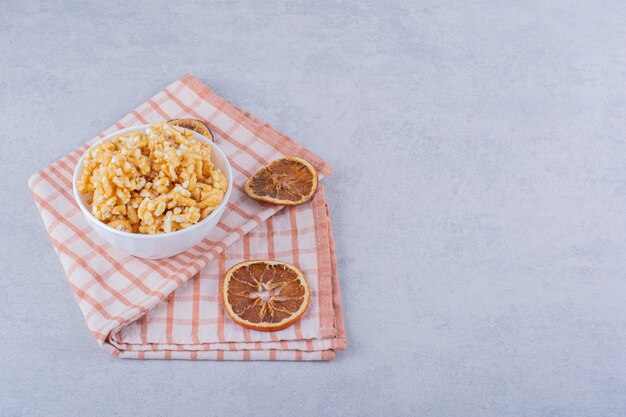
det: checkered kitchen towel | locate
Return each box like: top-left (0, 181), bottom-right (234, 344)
top-left (28, 74), bottom-right (346, 360)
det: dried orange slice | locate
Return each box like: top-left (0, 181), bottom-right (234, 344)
top-left (223, 260), bottom-right (310, 331)
top-left (168, 118), bottom-right (214, 142)
top-left (244, 156), bottom-right (318, 205)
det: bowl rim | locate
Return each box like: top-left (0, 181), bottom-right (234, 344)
top-left (72, 124), bottom-right (233, 240)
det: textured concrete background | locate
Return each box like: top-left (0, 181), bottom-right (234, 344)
top-left (1, 1), bottom-right (625, 416)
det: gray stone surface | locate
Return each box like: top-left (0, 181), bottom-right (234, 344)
top-left (1, 1), bottom-right (625, 416)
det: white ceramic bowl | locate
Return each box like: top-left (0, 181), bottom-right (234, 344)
top-left (73, 124), bottom-right (233, 259)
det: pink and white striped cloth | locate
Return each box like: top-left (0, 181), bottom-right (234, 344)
top-left (28, 74), bottom-right (346, 360)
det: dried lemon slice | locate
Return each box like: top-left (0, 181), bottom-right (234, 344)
top-left (223, 260), bottom-right (310, 331)
top-left (244, 156), bottom-right (318, 205)
top-left (168, 118), bottom-right (214, 142)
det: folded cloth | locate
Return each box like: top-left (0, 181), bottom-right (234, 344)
top-left (28, 74), bottom-right (346, 360)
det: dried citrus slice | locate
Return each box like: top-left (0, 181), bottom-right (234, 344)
top-left (168, 118), bottom-right (214, 142)
top-left (223, 260), bottom-right (310, 331)
top-left (244, 156), bottom-right (318, 205)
